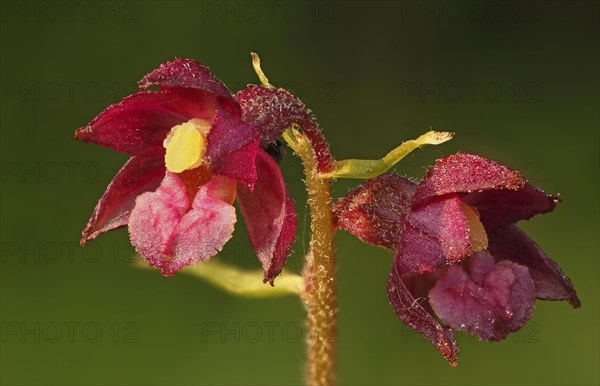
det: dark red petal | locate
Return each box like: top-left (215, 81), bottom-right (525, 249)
top-left (462, 185), bottom-right (560, 229)
top-left (387, 264), bottom-right (459, 367)
top-left (334, 174), bottom-right (416, 249)
top-left (397, 195), bottom-right (471, 277)
top-left (138, 58), bottom-right (232, 99)
top-left (80, 156), bottom-right (165, 245)
top-left (75, 89), bottom-right (216, 156)
top-left (270, 193), bottom-right (297, 283)
top-left (413, 153), bottom-right (525, 208)
top-left (429, 251), bottom-right (536, 341)
top-left (210, 139), bottom-right (259, 188)
top-left (236, 150), bottom-right (297, 284)
top-left (205, 100), bottom-right (260, 187)
top-left (235, 86), bottom-right (332, 172)
top-left (488, 225), bottom-right (580, 308)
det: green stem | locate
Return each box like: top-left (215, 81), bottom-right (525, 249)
top-left (284, 128), bottom-right (337, 386)
top-left (135, 258), bottom-right (303, 298)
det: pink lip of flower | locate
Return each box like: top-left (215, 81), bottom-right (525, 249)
top-left (334, 153), bottom-right (580, 366)
top-left (75, 58), bottom-right (296, 284)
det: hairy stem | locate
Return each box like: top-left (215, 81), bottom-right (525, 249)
top-left (284, 128), bottom-right (337, 385)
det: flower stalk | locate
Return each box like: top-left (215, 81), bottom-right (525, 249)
top-left (135, 258), bottom-right (303, 298)
top-left (284, 127), bottom-right (337, 386)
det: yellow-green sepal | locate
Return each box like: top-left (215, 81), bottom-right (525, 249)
top-left (320, 131), bottom-right (454, 180)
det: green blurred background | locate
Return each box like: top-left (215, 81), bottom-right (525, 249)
top-left (1, 1), bottom-right (598, 385)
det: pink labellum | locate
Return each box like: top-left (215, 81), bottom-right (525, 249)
top-left (429, 251), bottom-right (536, 341)
top-left (128, 172), bottom-right (237, 276)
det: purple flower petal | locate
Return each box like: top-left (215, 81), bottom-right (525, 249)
top-left (236, 150), bottom-right (297, 284)
top-left (81, 156), bottom-right (165, 245)
top-left (413, 153), bottom-right (525, 208)
top-left (488, 225), bottom-right (580, 308)
top-left (128, 172), bottom-right (236, 276)
top-left (429, 251), bottom-right (536, 341)
top-left (75, 89), bottom-right (216, 156)
top-left (205, 100), bottom-right (260, 187)
top-left (387, 264), bottom-right (459, 366)
top-left (462, 185), bottom-right (560, 229)
top-left (397, 195), bottom-right (471, 277)
top-left (138, 58), bottom-right (233, 100)
top-left (235, 86), bottom-right (332, 172)
top-left (334, 174), bottom-right (416, 249)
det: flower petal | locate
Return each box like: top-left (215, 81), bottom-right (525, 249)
top-left (334, 174), bottom-right (416, 249)
top-left (235, 86), bottom-right (332, 172)
top-left (270, 193), bottom-right (297, 283)
top-left (488, 225), bottom-right (580, 308)
top-left (128, 172), bottom-right (191, 274)
top-left (387, 264), bottom-right (459, 367)
top-left (75, 89), bottom-right (216, 156)
top-left (462, 185), bottom-right (559, 229)
top-left (81, 156), bottom-right (165, 245)
top-left (397, 195), bottom-right (471, 277)
top-left (429, 251), bottom-right (536, 341)
top-left (138, 58), bottom-right (231, 97)
top-left (209, 139), bottom-right (259, 188)
top-left (129, 172), bottom-right (237, 276)
top-left (205, 100), bottom-right (260, 187)
top-left (412, 153), bottom-right (525, 208)
top-left (169, 177), bottom-right (237, 276)
top-left (236, 150), bottom-right (297, 284)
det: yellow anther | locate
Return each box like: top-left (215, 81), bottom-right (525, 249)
top-left (164, 119), bottom-right (211, 173)
top-left (461, 203), bottom-right (489, 253)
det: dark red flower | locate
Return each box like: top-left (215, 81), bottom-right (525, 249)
top-left (76, 59), bottom-right (296, 283)
top-left (335, 153), bottom-right (579, 365)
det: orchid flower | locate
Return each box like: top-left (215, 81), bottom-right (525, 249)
top-left (76, 58), bottom-right (296, 283)
top-left (335, 153), bottom-right (580, 365)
